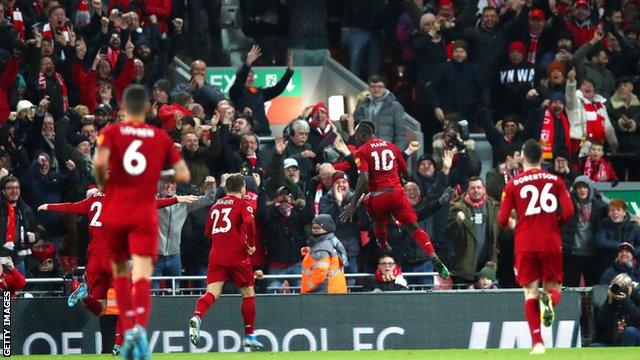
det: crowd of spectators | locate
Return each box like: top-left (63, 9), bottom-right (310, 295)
top-left (0, 0), bottom-right (639, 300)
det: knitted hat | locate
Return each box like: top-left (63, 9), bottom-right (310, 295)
top-left (135, 36), bottom-right (151, 48)
top-left (417, 154), bottom-right (438, 171)
top-left (547, 61), bottom-right (566, 76)
top-left (508, 40), bottom-right (526, 55)
top-left (95, 103), bottom-right (112, 115)
top-left (153, 79), bottom-right (171, 94)
top-left (331, 170), bottom-right (348, 186)
top-left (68, 133), bottom-right (90, 147)
top-left (452, 40), bottom-right (469, 53)
top-left (312, 214), bottom-right (336, 233)
top-left (16, 74), bottom-right (25, 88)
top-left (477, 265), bottom-right (496, 281)
top-left (16, 100), bottom-right (34, 114)
top-left (549, 92), bottom-right (566, 105)
top-left (311, 102), bottom-right (328, 115)
top-left (619, 242), bottom-right (635, 255)
top-left (528, 8), bottom-right (545, 20)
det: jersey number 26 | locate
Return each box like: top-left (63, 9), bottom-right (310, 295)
top-left (519, 183), bottom-right (558, 216)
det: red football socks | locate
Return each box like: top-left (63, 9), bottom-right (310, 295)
top-left (524, 298), bottom-right (544, 345)
top-left (113, 276), bottom-right (134, 331)
top-left (194, 292), bottom-right (216, 319)
top-left (412, 229), bottom-right (435, 256)
top-left (241, 296), bottom-right (256, 335)
top-left (373, 226), bottom-right (389, 249)
top-left (83, 294), bottom-right (103, 316)
top-left (133, 278), bottom-right (151, 327)
top-left (115, 318), bottom-right (123, 346)
top-left (548, 289), bottom-right (562, 307)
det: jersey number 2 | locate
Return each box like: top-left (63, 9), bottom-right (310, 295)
top-left (211, 208), bottom-right (232, 234)
top-left (371, 149), bottom-right (395, 171)
top-left (90, 202), bottom-right (102, 227)
top-left (124, 140), bottom-right (147, 176)
top-left (520, 183), bottom-right (558, 216)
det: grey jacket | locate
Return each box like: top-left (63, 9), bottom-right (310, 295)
top-left (354, 90), bottom-right (406, 149)
top-left (156, 183), bottom-right (216, 256)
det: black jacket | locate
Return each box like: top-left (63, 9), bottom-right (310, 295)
top-left (0, 198), bottom-right (36, 259)
top-left (258, 198), bottom-right (310, 265)
top-left (595, 286), bottom-right (640, 345)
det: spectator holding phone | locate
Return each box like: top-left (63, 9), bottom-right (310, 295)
top-left (25, 225), bottom-right (62, 291)
top-left (0, 256), bottom-right (26, 298)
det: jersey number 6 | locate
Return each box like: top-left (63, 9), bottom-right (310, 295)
top-left (123, 140), bottom-right (147, 176)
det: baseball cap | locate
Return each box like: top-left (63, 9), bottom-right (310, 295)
top-left (528, 9), bottom-right (545, 20)
top-left (331, 170), bottom-right (348, 186)
top-left (283, 158), bottom-right (299, 169)
top-left (619, 242), bottom-right (635, 255)
top-left (574, 0), bottom-right (589, 9)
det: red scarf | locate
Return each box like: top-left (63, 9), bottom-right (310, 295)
top-left (30, 242), bottom-right (57, 263)
top-left (527, 34), bottom-right (538, 64)
top-left (540, 108), bottom-right (570, 160)
top-left (583, 156), bottom-right (617, 182)
top-left (583, 100), bottom-right (607, 142)
top-left (5, 203), bottom-right (15, 243)
top-left (107, 47), bottom-right (120, 70)
top-left (38, 72), bottom-right (69, 111)
top-left (246, 155), bottom-right (257, 166)
top-left (8, 7), bottom-right (25, 40)
top-left (75, 0), bottom-right (91, 27)
top-left (313, 182), bottom-right (324, 216)
top-left (464, 193), bottom-right (487, 209)
top-left (375, 265), bottom-right (402, 282)
top-left (42, 22), bottom-right (70, 49)
top-left (308, 118), bottom-right (331, 136)
top-left (501, 165), bottom-right (522, 185)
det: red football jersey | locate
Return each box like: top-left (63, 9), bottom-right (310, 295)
top-left (497, 169), bottom-right (574, 254)
top-left (205, 195), bottom-right (256, 266)
top-left (47, 193), bottom-right (109, 257)
top-left (355, 138), bottom-right (407, 192)
top-left (97, 121), bottom-right (182, 224)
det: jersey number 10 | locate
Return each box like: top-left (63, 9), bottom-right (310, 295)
top-left (519, 183), bottom-right (558, 216)
top-left (371, 149), bottom-right (395, 171)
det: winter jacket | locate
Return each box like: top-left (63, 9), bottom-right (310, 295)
top-left (431, 60), bottom-right (488, 119)
top-left (411, 31), bottom-right (446, 105)
top-left (595, 287), bottom-right (640, 345)
top-left (156, 182), bottom-right (216, 256)
top-left (479, 110), bottom-right (526, 167)
top-left (354, 90), bottom-right (406, 149)
top-left (229, 63), bottom-right (294, 135)
top-left (492, 61), bottom-right (536, 119)
top-left (0, 198), bottom-right (36, 259)
top-left (181, 145), bottom-right (217, 189)
top-left (181, 206), bottom-right (212, 266)
top-left (318, 190), bottom-right (360, 258)
top-left (595, 215), bottom-right (640, 270)
top-left (445, 196), bottom-right (501, 281)
top-left (606, 91), bottom-right (640, 155)
top-left (258, 200), bottom-right (310, 265)
top-left (301, 232), bottom-right (348, 294)
top-left (171, 82), bottom-right (225, 120)
top-left (599, 260), bottom-right (640, 285)
top-left (565, 79), bottom-right (618, 150)
top-left (561, 176), bottom-right (607, 257)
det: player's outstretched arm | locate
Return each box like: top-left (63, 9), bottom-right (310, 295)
top-left (497, 183), bottom-right (515, 228)
top-left (37, 198), bottom-right (91, 214)
top-left (93, 146), bottom-right (110, 191)
top-left (173, 159), bottom-right (191, 184)
top-left (340, 171), bottom-right (368, 222)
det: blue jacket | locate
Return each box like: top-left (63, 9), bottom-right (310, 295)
top-left (595, 215), bottom-right (640, 269)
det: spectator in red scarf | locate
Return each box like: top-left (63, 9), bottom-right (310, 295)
top-left (306, 102), bottom-right (333, 152)
top-left (28, 55), bottom-right (69, 120)
top-left (524, 92), bottom-right (571, 163)
top-left (362, 255), bottom-right (408, 292)
top-left (445, 177), bottom-right (501, 285)
top-left (0, 256), bottom-right (25, 298)
top-left (25, 225), bottom-right (62, 290)
top-left (580, 141), bottom-right (618, 184)
top-left (0, 176), bottom-right (36, 275)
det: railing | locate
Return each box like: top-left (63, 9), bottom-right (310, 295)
top-left (20, 272), bottom-right (445, 297)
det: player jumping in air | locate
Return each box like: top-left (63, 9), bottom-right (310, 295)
top-left (497, 139), bottom-right (574, 355)
top-left (93, 84), bottom-right (190, 360)
top-left (340, 120), bottom-right (449, 279)
top-left (188, 174), bottom-right (263, 350)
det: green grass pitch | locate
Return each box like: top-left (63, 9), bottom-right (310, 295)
top-left (9, 348), bottom-right (640, 359)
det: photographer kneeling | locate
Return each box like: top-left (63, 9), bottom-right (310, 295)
top-left (595, 273), bottom-right (640, 346)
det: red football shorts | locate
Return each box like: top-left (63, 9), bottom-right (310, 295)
top-left (514, 252), bottom-right (563, 287)
top-left (206, 264), bottom-right (255, 288)
top-left (364, 188), bottom-right (417, 225)
top-left (85, 253), bottom-right (113, 300)
top-left (105, 221), bottom-right (158, 262)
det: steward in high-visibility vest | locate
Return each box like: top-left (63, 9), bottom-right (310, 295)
top-left (105, 288), bottom-right (119, 315)
top-left (301, 215), bottom-right (347, 294)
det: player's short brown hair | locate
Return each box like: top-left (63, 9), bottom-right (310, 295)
top-left (123, 84), bottom-right (148, 115)
top-left (522, 139), bottom-right (542, 164)
top-left (225, 173), bottom-right (245, 193)
top-left (608, 198), bottom-right (627, 211)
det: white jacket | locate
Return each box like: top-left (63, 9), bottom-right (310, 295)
top-left (565, 79), bottom-right (618, 153)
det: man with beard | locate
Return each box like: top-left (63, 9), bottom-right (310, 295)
top-left (181, 132), bottom-right (217, 189)
top-left (573, 26), bottom-right (615, 98)
top-left (459, 5), bottom-right (502, 84)
top-left (560, 0), bottom-right (597, 48)
top-left (525, 92), bottom-right (571, 162)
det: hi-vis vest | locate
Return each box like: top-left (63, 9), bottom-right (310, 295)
top-left (301, 237), bottom-right (347, 294)
top-left (105, 288), bottom-right (119, 315)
